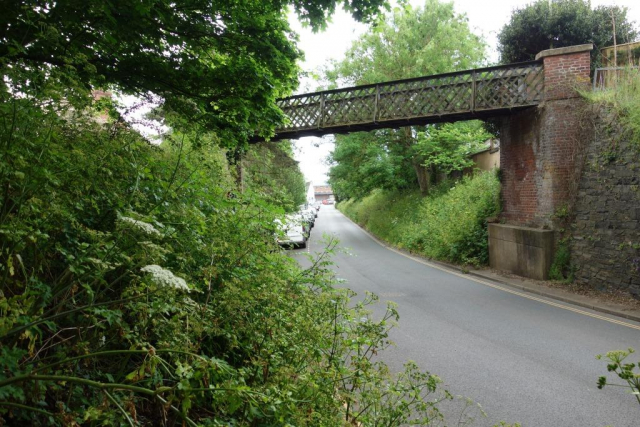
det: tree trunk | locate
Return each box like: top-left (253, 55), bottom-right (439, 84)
top-left (231, 148), bottom-right (244, 192)
top-left (400, 127), bottom-right (430, 195)
top-left (235, 159), bottom-right (244, 192)
top-left (412, 158), bottom-right (430, 196)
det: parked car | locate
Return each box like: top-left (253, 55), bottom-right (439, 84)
top-left (300, 207), bottom-right (315, 228)
top-left (325, 199), bottom-right (335, 205)
top-left (275, 216), bottom-right (307, 249)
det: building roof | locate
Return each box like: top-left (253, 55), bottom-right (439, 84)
top-left (314, 185), bottom-right (332, 195)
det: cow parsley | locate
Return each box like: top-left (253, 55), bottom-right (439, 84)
top-left (117, 216), bottom-right (162, 238)
top-left (141, 265), bottom-right (190, 292)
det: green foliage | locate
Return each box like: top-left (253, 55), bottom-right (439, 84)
top-left (328, 131), bottom-right (417, 201)
top-left (324, 0), bottom-right (488, 195)
top-left (0, 0), bottom-right (388, 145)
top-left (597, 348), bottom-right (640, 406)
top-left (244, 141), bottom-right (307, 211)
top-left (549, 241), bottom-right (574, 282)
top-left (416, 121), bottom-right (492, 175)
top-left (585, 68), bottom-right (640, 147)
top-left (0, 1), bottom-right (482, 424)
top-left (326, 0), bottom-right (485, 85)
top-left (339, 189), bottom-right (425, 243)
top-left (339, 171), bottom-right (501, 265)
top-left (498, 0), bottom-right (637, 66)
top-left (0, 94), bottom-right (458, 425)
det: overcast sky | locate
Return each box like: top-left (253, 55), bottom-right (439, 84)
top-left (289, 0), bottom-right (640, 186)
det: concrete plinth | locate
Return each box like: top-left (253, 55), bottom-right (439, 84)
top-left (489, 223), bottom-right (555, 280)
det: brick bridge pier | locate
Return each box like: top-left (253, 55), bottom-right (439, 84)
top-left (490, 44), bottom-right (592, 279)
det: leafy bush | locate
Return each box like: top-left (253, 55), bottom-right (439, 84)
top-left (0, 96), bottom-right (459, 425)
top-left (339, 172), bottom-right (501, 265)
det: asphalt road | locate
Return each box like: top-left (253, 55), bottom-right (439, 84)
top-left (292, 205), bottom-right (640, 427)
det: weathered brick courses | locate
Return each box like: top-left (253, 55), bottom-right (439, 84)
top-left (500, 48), bottom-right (591, 227)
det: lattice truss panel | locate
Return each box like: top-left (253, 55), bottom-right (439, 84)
top-left (277, 94), bottom-right (322, 130)
top-left (378, 74), bottom-right (473, 121)
top-left (275, 63), bottom-right (544, 133)
top-left (475, 64), bottom-right (544, 110)
top-left (322, 87), bottom-right (377, 126)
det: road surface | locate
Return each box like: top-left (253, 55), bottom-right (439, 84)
top-left (293, 205), bottom-right (640, 426)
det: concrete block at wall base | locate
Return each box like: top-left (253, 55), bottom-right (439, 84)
top-left (489, 224), bottom-right (555, 280)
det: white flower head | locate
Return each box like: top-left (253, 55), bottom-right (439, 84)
top-left (141, 265), bottom-right (190, 292)
top-left (117, 215), bottom-right (162, 238)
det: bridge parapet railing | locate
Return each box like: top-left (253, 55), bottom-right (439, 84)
top-left (276, 61), bottom-right (544, 133)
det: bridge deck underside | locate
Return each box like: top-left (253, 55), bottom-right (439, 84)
top-left (268, 105), bottom-right (537, 140)
top-left (258, 61), bottom-right (544, 142)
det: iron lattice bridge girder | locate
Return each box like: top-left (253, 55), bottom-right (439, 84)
top-left (258, 61), bottom-right (544, 141)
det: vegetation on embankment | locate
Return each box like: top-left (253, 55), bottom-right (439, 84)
top-left (1, 0), bottom-right (463, 425)
top-left (0, 97), bottom-right (457, 426)
top-left (325, 1), bottom-right (500, 269)
top-left (585, 68), bottom-right (640, 145)
top-left (339, 171), bottom-right (501, 266)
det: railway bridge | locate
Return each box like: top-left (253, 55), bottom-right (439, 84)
top-left (264, 44), bottom-right (594, 280)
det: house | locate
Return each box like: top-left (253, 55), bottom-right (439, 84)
top-left (449, 139), bottom-right (500, 180)
top-left (313, 185), bottom-right (333, 202)
top-left (470, 139), bottom-right (500, 171)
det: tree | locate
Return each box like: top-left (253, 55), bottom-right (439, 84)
top-left (415, 121), bottom-right (491, 175)
top-left (328, 131), bottom-right (416, 200)
top-left (326, 0), bottom-right (485, 85)
top-left (498, 0), bottom-right (637, 66)
top-left (325, 0), bottom-right (487, 195)
top-left (244, 140), bottom-right (308, 210)
top-left (0, 0), bottom-right (389, 145)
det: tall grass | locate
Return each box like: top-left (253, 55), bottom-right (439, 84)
top-left (339, 171), bottom-right (500, 265)
top-left (586, 67), bottom-right (640, 144)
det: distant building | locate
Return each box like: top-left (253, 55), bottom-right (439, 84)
top-left (305, 181), bottom-right (315, 204)
top-left (600, 41), bottom-right (640, 67)
top-left (314, 185), bottom-right (333, 202)
top-left (471, 139), bottom-right (500, 171)
top-left (594, 41), bottom-right (640, 90)
top-left (450, 139), bottom-right (500, 180)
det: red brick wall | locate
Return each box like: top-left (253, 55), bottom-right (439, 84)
top-left (543, 51), bottom-right (591, 101)
top-left (500, 109), bottom-right (539, 225)
top-left (500, 50), bottom-right (590, 226)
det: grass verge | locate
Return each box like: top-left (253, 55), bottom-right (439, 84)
top-left (339, 171), bottom-right (500, 266)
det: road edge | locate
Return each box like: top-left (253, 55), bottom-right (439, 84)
top-left (336, 207), bottom-right (640, 324)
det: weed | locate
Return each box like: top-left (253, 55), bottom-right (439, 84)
top-left (549, 241), bottom-right (574, 282)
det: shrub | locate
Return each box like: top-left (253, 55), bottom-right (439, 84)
top-left (339, 172), bottom-right (501, 265)
top-left (0, 97), bottom-right (455, 426)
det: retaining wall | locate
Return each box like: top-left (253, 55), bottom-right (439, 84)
top-left (570, 112), bottom-right (640, 297)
